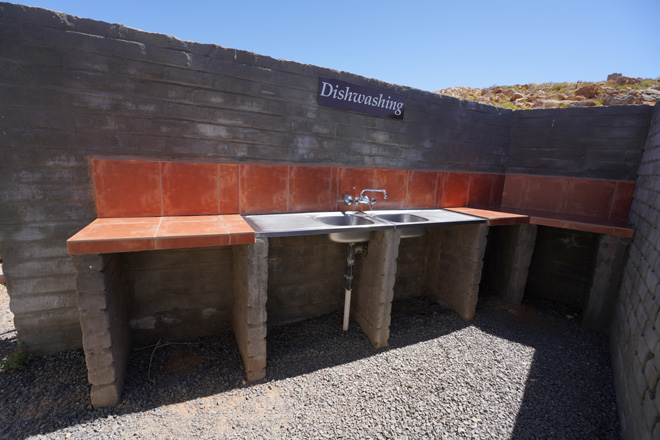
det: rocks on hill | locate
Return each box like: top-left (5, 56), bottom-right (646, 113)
top-left (436, 73), bottom-right (660, 110)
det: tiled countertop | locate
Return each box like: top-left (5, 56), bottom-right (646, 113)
top-left (447, 207), bottom-right (634, 238)
top-left (67, 215), bottom-right (255, 255)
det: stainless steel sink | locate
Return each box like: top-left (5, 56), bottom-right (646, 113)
top-left (315, 214), bottom-right (374, 243)
top-left (371, 213), bottom-right (428, 223)
top-left (369, 212), bottom-right (428, 238)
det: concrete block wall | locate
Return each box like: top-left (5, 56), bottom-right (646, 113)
top-left (525, 227), bottom-right (600, 308)
top-left (122, 247), bottom-right (235, 344)
top-left (267, 235), bottom-right (346, 325)
top-left (611, 103), bottom-right (660, 440)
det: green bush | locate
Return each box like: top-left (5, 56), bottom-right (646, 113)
top-left (0, 343), bottom-right (33, 373)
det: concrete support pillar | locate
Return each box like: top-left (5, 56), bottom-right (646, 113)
top-left (352, 229), bottom-right (401, 349)
top-left (486, 224), bottom-right (538, 307)
top-left (583, 234), bottom-right (631, 333)
top-left (425, 223), bottom-right (488, 320)
top-left (72, 254), bottom-right (131, 408)
top-left (232, 238), bottom-right (268, 381)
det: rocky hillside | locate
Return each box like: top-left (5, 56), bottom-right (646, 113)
top-left (436, 73), bottom-right (660, 110)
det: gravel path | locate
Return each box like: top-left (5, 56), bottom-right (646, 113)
top-left (0, 282), bottom-right (620, 439)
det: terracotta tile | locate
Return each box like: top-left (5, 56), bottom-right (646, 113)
top-left (612, 227), bottom-right (635, 239)
top-left (219, 164), bottom-right (240, 214)
top-left (446, 207), bottom-right (529, 226)
top-left (161, 162), bottom-right (219, 216)
top-left (156, 235), bottom-right (230, 250)
top-left (559, 220), bottom-right (613, 236)
top-left (66, 217), bottom-right (160, 254)
top-left (374, 169), bottom-right (408, 209)
top-left (435, 173), bottom-right (446, 207)
top-left (468, 174), bottom-right (494, 208)
top-left (240, 164), bottom-right (289, 214)
top-left (221, 215), bottom-right (255, 245)
top-left (330, 167), bottom-right (339, 209)
top-left (336, 167), bottom-right (375, 211)
top-left (92, 159), bottom-right (162, 217)
top-left (610, 181), bottom-right (635, 221)
top-left (288, 166), bottom-right (333, 212)
top-left (524, 176), bottom-right (568, 213)
top-left (67, 238), bottom-right (155, 255)
top-left (563, 178), bottom-right (616, 220)
top-left (530, 216), bottom-right (562, 229)
top-left (443, 173), bottom-right (470, 207)
top-left (406, 171), bottom-right (437, 209)
top-left (490, 174), bottom-right (505, 208)
top-left (156, 216), bottom-right (229, 250)
top-left (69, 218), bottom-right (160, 241)
top-left (157, 216), bottom-right (227, 237)
top-left (501, 174), bottom-right (527, 209)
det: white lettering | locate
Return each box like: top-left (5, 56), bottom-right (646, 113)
top-left (320, 82), bottom-right (335, 97)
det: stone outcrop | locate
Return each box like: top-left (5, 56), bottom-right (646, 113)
top-left (437, 74), bottom-right (660, 109)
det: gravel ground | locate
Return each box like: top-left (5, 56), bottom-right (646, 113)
top-left (0, 282), bottom-right (620, 439)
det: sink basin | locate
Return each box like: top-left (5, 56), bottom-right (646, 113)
top-left (371, 213), bottom-right (428, 223)
top-left (370, 212), bottom-right (428, 238)
top-left (315, 214), bottom-right (374, 243)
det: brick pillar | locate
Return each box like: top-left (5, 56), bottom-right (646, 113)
top-left (486, 224), bottom-right (538, 307)
top-left (72, 254), bottom-right (131, 408)
top-left (583, 234), bottom-right (631, 333)
top-left (425, 223), bottom-right (488, 320)
top-left (232, 238), bottom-right (268, 382)
top-left (351, 229), bottom-right (401, 349)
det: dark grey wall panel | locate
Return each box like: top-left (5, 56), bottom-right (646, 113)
top-left (508, 106), bottom-right (651, 180)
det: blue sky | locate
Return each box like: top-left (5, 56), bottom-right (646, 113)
top-left (14, 0), bottom-right (660, 92)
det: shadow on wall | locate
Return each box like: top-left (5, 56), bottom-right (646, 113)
top-left (0, 296), bottom-right (618, 439)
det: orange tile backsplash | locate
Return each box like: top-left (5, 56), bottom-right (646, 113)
top-left (89, 158), bottom-right (634, 227)
top-left (501, 174), bottom-right (635, 224)
top-left (239, 164), bottom-right (289, 215)
top-left (288, 166), bottom-right (333, 213)
top-left (93, 159), bottom-right (162, 218)
top-left (161, 161), bottom-right (219, 216)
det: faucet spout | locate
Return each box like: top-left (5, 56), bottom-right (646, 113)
top-left (360, 189), bottom-right (388, 200)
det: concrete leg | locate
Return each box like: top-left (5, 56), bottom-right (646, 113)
top-left (72, 254), bottom-right (131, 408)
top-left (486, 224), bottom-right (538, 307)
top-left (352, 229), bottom-right (401, 349)
top-left (583, 234), bottom-right (631, 333)
top-left (232, 238), bottom-right (268, 381)
top-left (425, 223), bottom-right (488, 320)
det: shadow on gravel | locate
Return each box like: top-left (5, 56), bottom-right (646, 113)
top-left (470, 297), bottom-right (620, 439)
top-left (1, 296), bottom-right (469, 439)
top-left (0, 295), bottom-right (619, 439)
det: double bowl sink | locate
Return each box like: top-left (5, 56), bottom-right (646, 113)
top-left (244, 209), bottom-right (487, 243)
top-left (315, 212), bottom-right (428, 242)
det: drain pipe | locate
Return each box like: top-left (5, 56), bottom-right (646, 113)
top-left (343, 242), bottom-right (367, 331)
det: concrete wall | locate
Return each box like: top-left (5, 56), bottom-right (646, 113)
top-left (267, 235), bottom-right (346, 325)
top-left (611, 103), bottom-right (660, 440)
top-left (123, 247), bottom-right (235, 344)
top-left (509, 106), bottom-right (651, 180)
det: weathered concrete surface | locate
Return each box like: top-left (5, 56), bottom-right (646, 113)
top-left (425, 224), bottom-right (488, 320)
top-left (352, 229), bottom-right (401, 349)
top-left (232, 239), bottom-right (268, 382)
top-left (72, 254), bottom-right (131, 408)
top-left (582, 234), bottom-right (630, 333)
top-left (611, 103), bottom-right (660, 440)
top-left (267, 235), bottom-right (346, 325)
top-left (123, 247), bottom-right (234, 344)
top-left (482, 224), bottom-right (538, 306)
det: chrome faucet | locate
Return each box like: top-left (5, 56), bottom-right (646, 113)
top-left (342, 189), bottom-right (388, 210)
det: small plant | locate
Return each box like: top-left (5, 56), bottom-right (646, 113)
top-left (0, 343), bottom-right (33, 373)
